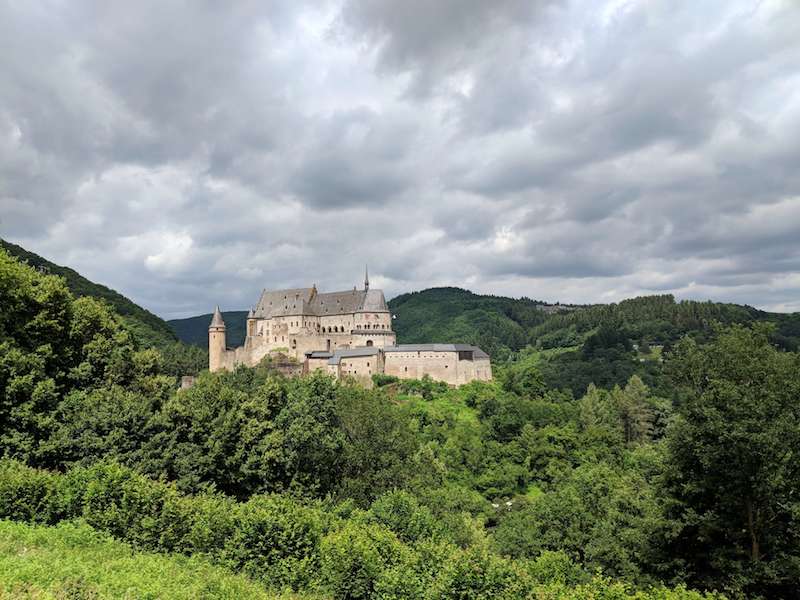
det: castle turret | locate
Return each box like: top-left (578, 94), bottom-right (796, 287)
top-left (208, 306), bottom-right (226, 372)
top-left (246, 307), bottom-right (256, 342)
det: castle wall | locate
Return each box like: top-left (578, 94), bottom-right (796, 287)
top-left (384, 351), bottom-right (493, 386)
top-left (306, 356), bottom-right (330, 372)
top-left (384, 350), bottom-right (460, 384)
top-left (336, 353), bottom-right (383, 378)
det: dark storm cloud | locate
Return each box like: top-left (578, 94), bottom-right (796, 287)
top-left (1, 0), bottom-right (799, 317)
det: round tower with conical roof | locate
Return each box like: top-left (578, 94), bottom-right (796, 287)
top-left (208, 306), bottom-right (227, 372)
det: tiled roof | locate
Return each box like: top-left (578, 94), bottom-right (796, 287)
top-left (253, 286), bottom-right (389, 318)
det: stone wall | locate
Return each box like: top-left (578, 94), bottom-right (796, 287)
top-left (384, 351), bottom-right (493, 386)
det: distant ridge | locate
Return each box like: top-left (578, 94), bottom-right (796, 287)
top-left (167, 286), bottom-right (800, 365)
top-left (0, 239), bottom-right (177, 348)
top-left (169, 311), bottom-right (249, 349)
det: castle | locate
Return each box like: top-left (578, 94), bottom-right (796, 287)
top-left (209, 269), bottom-right (492, 385)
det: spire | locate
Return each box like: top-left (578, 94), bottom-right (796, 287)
top-left (364, 264), bottom-right (369, 291)
top-left (209, 305), bottom-right (225, 328)
top-left (247, 307), bottom-right (255, 319)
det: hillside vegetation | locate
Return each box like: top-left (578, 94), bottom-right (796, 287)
top-left (0, 239), bottom-right (176, 348)
top-left (2, 245), bottom-right (799, 597)
top-left (0, 240), bottom-right (206, 375)
top-left (0, 520), bottom-right (278, 599)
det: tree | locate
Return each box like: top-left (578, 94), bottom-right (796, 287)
top-left (612, 375), bottom-right (655, 445)
top-left (664, 324), bottom-right (800, 595)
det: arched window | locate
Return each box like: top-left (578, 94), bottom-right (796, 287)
top-left (366, 340), bottom-right (373, 347)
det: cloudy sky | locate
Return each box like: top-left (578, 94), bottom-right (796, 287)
top-left (1, 0), bottom-right (799, 318)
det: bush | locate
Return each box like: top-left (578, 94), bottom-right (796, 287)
top-left (222, 494), bottom-right (327, 589)
top-left (366, 490), bottom-right (440, 544)
top-left (371, 373), bottom-right (399, 387)
top-left (430, 545), bottom-right (531, 600)
top-left (0, 459), bottom-right (61, 524)
top-left (320, 521), bottom-right (408, 599)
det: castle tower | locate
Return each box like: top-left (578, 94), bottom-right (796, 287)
top-left (208, 306), bottom-right (227, 372)
top-left (245, 307), bottom-right (256, 343)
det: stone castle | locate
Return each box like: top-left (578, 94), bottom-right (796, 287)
top-left (209, 269), bottom-right (492, 385)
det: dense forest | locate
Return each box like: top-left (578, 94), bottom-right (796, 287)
top-left (2, 247), bottom-right (799, 598)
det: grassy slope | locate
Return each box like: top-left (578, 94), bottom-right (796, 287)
top-left (169, 310), bottom-right (249, 348)
top-left (0, 520), bottom-right (302, 599)
top-left (0, 239), bottom-right (177, 348)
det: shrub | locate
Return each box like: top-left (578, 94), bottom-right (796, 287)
top-left (222, 494), bottom-right (327, 589)
top-left (371, 373), bottom-right (399, 387)
top-left (320, 521), bottom-right (407, 599)
top-left (430, 545), bottom-right (532, 599)
top-left (0, 459), bottom-right (61, 523)
top-left (366, 490), bottom-right (439, 544)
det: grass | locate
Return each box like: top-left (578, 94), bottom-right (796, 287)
top-left (0, 520), bottom-right (307, 599)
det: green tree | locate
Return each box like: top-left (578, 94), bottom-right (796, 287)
top-left (612, 375), bottom-right (655, 445)
top-left (664, 324), bottom-right (800, 595)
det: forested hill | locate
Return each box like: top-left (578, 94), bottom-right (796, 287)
top-left (0, 239), bottom-right (177, 348)
top-left (168, 310), bottom-right (249, 348)
top-left (388, 287), bottom-right (576, 359)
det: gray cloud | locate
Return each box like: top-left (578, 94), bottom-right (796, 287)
top-left (1, 0), bottom-right (799, 318)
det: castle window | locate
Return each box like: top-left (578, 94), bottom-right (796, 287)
top-left (366, 340), bottom-right (373, 347)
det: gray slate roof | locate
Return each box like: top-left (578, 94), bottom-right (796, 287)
top-left (209, 306), bottom-right (225, 328)
top-left (253, 286), bottom-right (389, 319)
top-left (383, 344), bottom-right (490, 359)
top-left (327, 347), bottom-right (380, 365)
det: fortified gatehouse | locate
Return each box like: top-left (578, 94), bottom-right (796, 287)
top-left (209, 269), bottom-right (492, 385)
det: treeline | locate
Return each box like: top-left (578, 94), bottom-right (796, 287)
top-left (2, 247), bottom-right (800, 598)
top-left (529, 295), bottom-right (760, 348)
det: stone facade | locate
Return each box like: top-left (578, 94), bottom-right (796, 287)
top-left (209, 274), bottom-right (492, 385)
